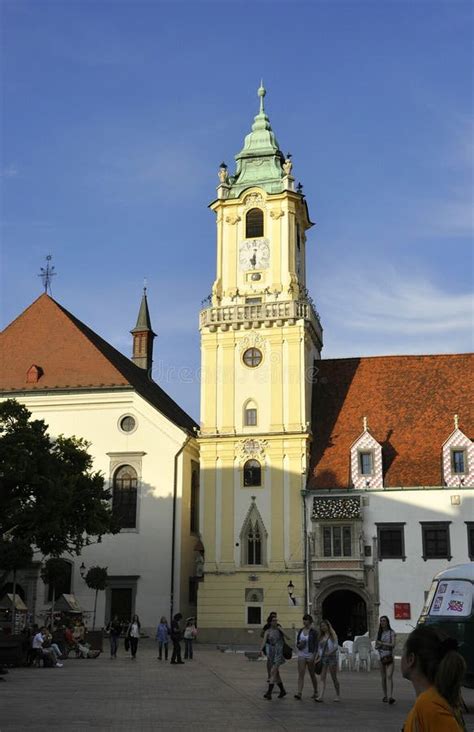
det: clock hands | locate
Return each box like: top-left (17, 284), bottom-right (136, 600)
top-left (250, 249), bottom-right (257, 268)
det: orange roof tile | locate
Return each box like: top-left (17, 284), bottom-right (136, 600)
top-left (309, 354), bottom-right (473, 489)
top-left (0, 294), bottom-right (197, 432)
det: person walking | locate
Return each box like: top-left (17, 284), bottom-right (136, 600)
top-left (126, 614), bottom-right (141, 660)
top-left (170, 613), bottom-right (184, 664)
top-left (107, 615), bottom-right (122, 659)
top-left (184, 617), bottom-right (197, 660)
top-left (375, 615), bottom-right (396, 704)
top-left (260, 614), bottom-right (289, 700)
top-left (294, 614), bottom-right (319, 700)
top-left (261, 611), bottom-right (278, 682)
top-left (402, 626), bottom-right (466, 731)
top-left (315, 619), bottom-right (340, 702)
top-left (156, 616), bottom-right (170, 661)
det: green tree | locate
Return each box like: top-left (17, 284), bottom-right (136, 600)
top-left (40, 558), bottom-right (72, 626)
top-left (0, 538), bottom-right (33, 631)
top-left (0, 399), bottom-right (119, 557)
top-left (84, 566), bottom-right (108, 630)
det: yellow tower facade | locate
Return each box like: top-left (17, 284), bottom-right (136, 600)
top-left (197, 86), bottom-right (323, 642)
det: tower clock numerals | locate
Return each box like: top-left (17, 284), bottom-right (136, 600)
top-left (239, 238), bottom-right (270, 271)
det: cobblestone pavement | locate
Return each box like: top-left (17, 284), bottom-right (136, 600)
top-left (1, 641), bottom-right (473, 731)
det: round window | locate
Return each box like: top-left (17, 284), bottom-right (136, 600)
top-left (119, 415), bottom-right (136, 433)
top-left (243, 348), bottom-right (262, 368)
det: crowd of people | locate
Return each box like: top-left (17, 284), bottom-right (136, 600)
top-left (104, 612), bottom-right (197, 664)
top-left (259, 611), bottom-right (467, 730)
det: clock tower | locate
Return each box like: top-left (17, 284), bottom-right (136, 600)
top-left (197, 86), bottom-right (323, 641)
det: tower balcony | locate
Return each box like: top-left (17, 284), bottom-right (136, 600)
top-left (199, 299), bottom-right (323, 345)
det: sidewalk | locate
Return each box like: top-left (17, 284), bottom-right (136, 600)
top-left (1, 641), bottom-right (473, 731)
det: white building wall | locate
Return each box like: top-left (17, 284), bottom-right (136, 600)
top-left (12, 389), bottom-right (189, 633)
top-left (365, 488), bottom-right (474, 635)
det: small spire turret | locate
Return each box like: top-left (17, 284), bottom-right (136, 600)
top-left (131, 286), bottom-right (156, 376)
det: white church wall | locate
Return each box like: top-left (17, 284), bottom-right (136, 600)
top-left (14, 389), bottom-right (189, 633)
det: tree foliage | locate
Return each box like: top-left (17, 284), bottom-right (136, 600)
top-left (0, 399), bottom-right (119, 557)
top-left (84, 566), bottom-right (108, 591)
top-left (40, 558), bottom-right (71, 589)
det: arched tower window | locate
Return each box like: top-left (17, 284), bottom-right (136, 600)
top-left (113, 465), bottom-right (138, 529)
top-left (246, 208), bottom-right (264, 238)
top-left (244, 400), bottom-right (258, 427)
top-left (243, 459), bottom-right (261, 487)
top-left (240, 502), bottom-right (267, 566)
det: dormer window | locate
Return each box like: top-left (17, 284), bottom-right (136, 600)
top-left (442, 418), bottom-right (472, 487)
top-left (359, 451), bottom-right (374, 476)
top-left (350, 419), bottom-right (383, 489)
top-left (26, 364), bottom-right (43, 383)
top-left (452, 449), bottom-right (466, 474)
top-left (246, 208), bottom-right (264, 238)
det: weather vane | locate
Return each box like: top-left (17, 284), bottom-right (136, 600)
top-left (38, 254), bottom-right (56, 294)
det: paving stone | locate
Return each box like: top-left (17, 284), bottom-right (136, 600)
top-left (1, 641), bottom-right (473, 731)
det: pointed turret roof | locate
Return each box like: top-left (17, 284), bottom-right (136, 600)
top-left (228, 83), bottom-right (287, 197)
top-left (0, 294), bottom-right (197, 432)
top-left (130, 288), bottom-right (156, 335)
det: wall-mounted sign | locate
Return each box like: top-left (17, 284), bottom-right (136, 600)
top-left (394, 602), bottom-right (411, 620)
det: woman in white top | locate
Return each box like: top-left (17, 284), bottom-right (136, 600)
top-left (375, 615), bottom-right (396, 704)
top-left (315, 619), bottom-right (340, 702)
top-left (126, 614), bottom-right (141, 659)
top-left (294, 614), bottom-right (319, 700)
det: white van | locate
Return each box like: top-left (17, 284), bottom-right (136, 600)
top-left (418, 563), bottom-right (474, 688)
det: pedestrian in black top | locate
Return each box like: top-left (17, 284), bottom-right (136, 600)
top-left (107, 615), bottom-right (122, 659)
top-left (170, 613), bottom-right (184, 664)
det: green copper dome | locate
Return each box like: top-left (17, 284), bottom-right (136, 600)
top-left (228, 84), bottom-right (287, 197)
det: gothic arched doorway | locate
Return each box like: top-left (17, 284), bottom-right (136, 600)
top-left (322, 589), bottom-right (367, 643)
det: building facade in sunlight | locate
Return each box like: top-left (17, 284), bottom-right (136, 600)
top-left (197, 85), bottom-right (322, 641)
top-left (0, 291), bottom-right (199, 632)
top-left (197, 86), bottom-right (473, 643)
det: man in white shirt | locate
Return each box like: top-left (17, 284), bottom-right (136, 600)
top-left (32, 628), bottom-right (63, 667)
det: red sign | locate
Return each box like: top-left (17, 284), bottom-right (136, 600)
top-left (394, 602), bottom-right (411, 620)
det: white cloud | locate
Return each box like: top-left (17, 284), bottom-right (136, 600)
top-left (0, 165), bottom-right (19, 178)
top-left (316, 265), bottom-right (473, 358)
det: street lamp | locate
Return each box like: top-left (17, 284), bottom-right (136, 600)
top-left (287, 580), bottom-right (296, 606)
top-left (79, 562), bottom-right (87, 579)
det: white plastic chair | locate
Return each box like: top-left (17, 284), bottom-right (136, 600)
top-left (353, 637), bottom-right (371, 671)
top-left (338, 645), bottom-right (351, 671)
top-left (370, 640), bottom-right (380, 669)
top-left (342, 640), bottom-right (354, 670)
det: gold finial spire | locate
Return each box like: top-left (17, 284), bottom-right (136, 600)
top-left (363, 416), bottom-right (368, 432)
top-left (454, 414), bottom-right (459, 429)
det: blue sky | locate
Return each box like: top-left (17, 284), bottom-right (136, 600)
top-left (1, 0), bottom-right (472, 420)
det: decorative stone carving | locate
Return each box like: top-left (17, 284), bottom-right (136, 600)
top-left (243, 192), bottom-right (264, 208)
top-left (269, 208), bottom-right (285, 219)
top-left (239, 333), bottom-right (267, 354)
top-left (238, 438), bottom-right (268, 461)
top-left (225, 214), bottom-right (241, 225)
top-left (283, 157), bottom-right (293, 176)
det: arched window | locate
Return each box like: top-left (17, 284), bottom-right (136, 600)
top-left (246, 208), bottom-right (264, 238)
top-left (243, 459), bottom-right (261, 487)
top-left (113, 465), bottom-right (138, 529)
top-left (244, 400), bottom-right (258, 427)
top-left (240, 503), bottom-right (267, 566)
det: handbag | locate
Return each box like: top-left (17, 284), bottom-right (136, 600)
top-left (124, 636), bottom-right (130, 652)
top-left (282, 642), bottom-right (292, 660)
top-left (314, 659), bottom-right (322, 675)
top-left (381, 654), bottom-right (393, 666)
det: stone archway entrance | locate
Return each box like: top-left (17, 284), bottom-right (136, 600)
top-left (322, 589), bottom-right (367, 643)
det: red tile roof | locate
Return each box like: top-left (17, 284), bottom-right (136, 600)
top-left (0, 294), bottom-right (198, 432)
top-left (309, 354), bottom-right (473, 489)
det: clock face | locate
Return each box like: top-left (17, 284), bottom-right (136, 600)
top-left (239, 238), bottom-right (270, 270)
